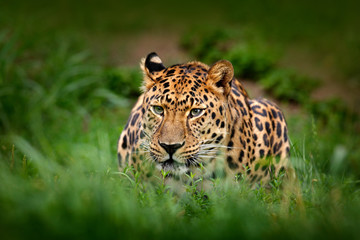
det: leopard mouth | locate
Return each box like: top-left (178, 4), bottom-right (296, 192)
top-left (160, 158), bottom-right (185, 170)
top-left (150, 151), bottom-right (201, 174)
top-left (161, 159), bottom-right (177, 168)
top-left (161, 161), bottom-right (200, 176)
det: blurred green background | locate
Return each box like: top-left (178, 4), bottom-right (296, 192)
top-left (0, 0), bottom-right (360, 239)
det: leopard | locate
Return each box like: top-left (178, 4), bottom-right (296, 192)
top-left (117, 52), bottom-right (291, 185)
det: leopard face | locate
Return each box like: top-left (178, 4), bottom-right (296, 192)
top-left (139, 53), bottom-right (234, 174)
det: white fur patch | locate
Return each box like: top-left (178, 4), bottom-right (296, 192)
top-left (150, 56), bottom-right (162, 64)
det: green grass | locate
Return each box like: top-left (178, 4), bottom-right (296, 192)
top-left (1, 110), bottom-right (360, 239)
top-left (1, 1), bottom-right (360, 239)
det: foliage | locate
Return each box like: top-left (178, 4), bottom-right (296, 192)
top-left (1, 126), bottom-right (360, 240)
top-left (306, 98), bottom-right (359, 129)
top-left (225, 43), bottom-right (276, 78)
top-left (181, 28), bottom-right (277, 79)
top-left (259, 69), bottom-right (320, 104)
top-left (180, 28), bottom-right (230, 63)
top-left (0, 32), bottom-right (141, 139)
top-left (104, 68), bottom-right (142, 99)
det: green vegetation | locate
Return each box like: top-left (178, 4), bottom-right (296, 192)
top-left (1, 0), bottom-right (360, 239)
top-left (260, 69), bottom-right (320, 104)
top-left (181, 28), bottom-right (278, 79)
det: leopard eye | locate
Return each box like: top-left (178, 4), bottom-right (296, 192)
top-left (151, 105), bottom-right (164, 115)
top-left (189, 108), bottom-right (204, 118)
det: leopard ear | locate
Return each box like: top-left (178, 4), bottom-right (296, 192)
top-left (207, 60), bottom-right (234, 96)
top-left (140, 52), bottom-right (165, 91)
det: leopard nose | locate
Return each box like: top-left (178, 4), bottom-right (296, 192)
top-left (158, 141), bottom-right (185, 156)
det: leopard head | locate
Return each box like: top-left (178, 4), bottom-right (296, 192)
top-left (140, 52), bottom-right (234, 174)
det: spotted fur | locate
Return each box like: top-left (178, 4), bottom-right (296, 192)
top-left (117, 52), bottom-right (290, 184)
